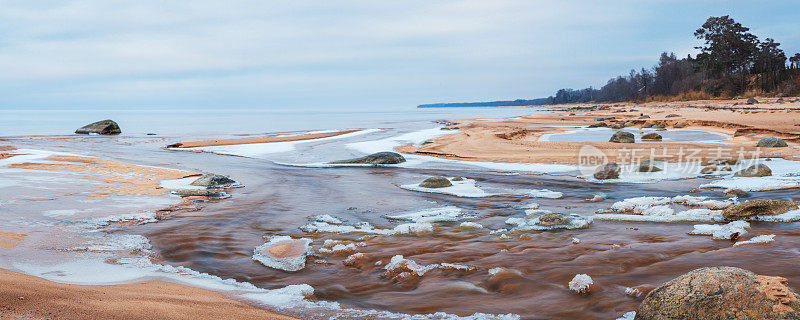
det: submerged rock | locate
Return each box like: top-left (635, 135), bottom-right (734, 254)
top-left (734, 164), bottom-right (772, 177)
top-left (609, 131), bottom-right (635, 143)
top-left (190, 173), bottom-right (236, 187)
top-left (636, 266), bottom-right (800, 320)
top-left (594, 162), bottom-right (620, 180)
top-left (641, 133), bottom-right (662, 141)
top-left (725, 189), bottom-right (751, 198)
top-left (172, 189), bottom-right (225, 197)
top-left (419, 176), bottom-right (452, 188)
top-left (722, 199), bottom-right (798, 219)
top-left (757, 137), bottom-right (788, 148)
top-left (329, 152), bottom-right (406, 165)
top-left (74, 119), bottom-right (121, 135)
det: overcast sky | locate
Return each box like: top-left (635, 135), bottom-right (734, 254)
top-left (0, 1), bottom-right (798, 110)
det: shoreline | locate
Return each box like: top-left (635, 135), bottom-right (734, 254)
top-left (0, 268), bottom-right (299, 320)
top-left (398, 97), bottom-right (800, 165)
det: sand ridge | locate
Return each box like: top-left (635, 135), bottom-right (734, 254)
top-left (167, 129), bottom-right (360, 148)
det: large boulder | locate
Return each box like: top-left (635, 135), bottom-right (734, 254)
top-left (641, 133), bottom-right (662, 141)
top-left (329, 152), bottom-right (406, 165)
top-left (722, 199), bottom-right (798, 219)
top-left (75, 120), bottom-right (121, 135)
top-left (635, 266), bottom-right (800, 320)
top-left (190, 174), bottom-right (236, 187)
top-left (419, 176), bottom-right (452, 188)
top-left (757, 137), bottom-right (788, 148)
top-left (593, 162), bottom-right (620, 180)
top-left (735, 164), bottom-right (772, 177)
top-left (609, 131), bottom-right (635, 143)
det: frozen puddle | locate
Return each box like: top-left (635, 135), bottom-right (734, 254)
top-left (540, 127), bottom-right (730, 143)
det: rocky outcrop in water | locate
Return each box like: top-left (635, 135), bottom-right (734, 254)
top-left (635, 266), bottom-right (800, 320)
top-left (757, 137), bottom-right (788, 148)
top-left (641, 133), bottom-right (662, 141)
top-left (609, 131), bottom-right (635, 143)
top-left (329, 152), bottom-right (406, 165)
top-left (734, 164), bottom-right (772, 177)
top-left (74, 120), bottom-right (121, 135)
top-left (419, 176), bottom-right (452, 188)
top-left (722, 199), bottom-right (798, 219)
top-left (190, 174), bottom-right (236, 187)
top-left (593, 162), bottom-right (620, 180)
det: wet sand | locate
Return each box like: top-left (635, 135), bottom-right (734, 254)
top-left (0, 269), bottom-right (298, 320)
top-left (399, 98), bottom-right (800, 164)
top-left (167, 129), bottom-right (360, 148)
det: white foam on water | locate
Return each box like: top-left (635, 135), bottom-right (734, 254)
top-left (179, 129), bottom-right (381, 158)
top-left (733, 234), bottom-right (776, 247)
top-left (252, 236), bottom-right (312, 272)
top-left (690, 221), bottom-right (750, 240)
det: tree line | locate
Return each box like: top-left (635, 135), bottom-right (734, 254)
top-left (547, 16), bottom-right (800, 104)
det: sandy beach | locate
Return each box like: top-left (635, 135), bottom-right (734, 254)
top-left (167, 130), bottom-right (361, 148)
top-left (0, 269), bottom-right (298, 320)
top-left (399, 98), bottom-right (800, 164)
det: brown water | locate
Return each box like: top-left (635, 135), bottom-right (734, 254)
top-left (3, 121), bottom-right (800, 320)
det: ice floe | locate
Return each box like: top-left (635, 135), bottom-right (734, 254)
top-left (252, 236), bottom-right (312, 272)
top-left (387, 206), bottom-right (465, 223)
top-left (300, 220), bottom-right (433, 236)
top-left (460, 222), bottom-right (484, 229)
top-left (616, 311), bottom-right (637, 320)
top-left (689, 221), bottom-right (750, 240)
top-left (568, 274), bottom-right (593, 294)
top-left (505, 214), bottom-right (592, 231)
top-left (178, 129), bottom-right (381, 158)
top-left (400, 178), bottom-right (489, 197)
top-left (733, 234), bottom-right (776, 247)
top-left (700, 158), bottom-right (800, 192)
top-left (382, 255), bottom-right (479, 280)
top-left (595, 195), bottom-right (736, 223)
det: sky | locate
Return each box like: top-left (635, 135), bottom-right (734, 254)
top-left (0, 1), bottom-right (798, 110)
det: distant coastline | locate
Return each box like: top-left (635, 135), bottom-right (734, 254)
top-left (417, 98), bottom-right (548, 108)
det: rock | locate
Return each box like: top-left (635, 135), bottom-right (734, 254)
top-left (673, 122), bottom-right (687, 128)
top-left (536, 213), bottom-right (570, 226)
top-left (700, 165), bottom-right (717, 174)
top-left (653, 124), bottom-right (666, 129)
top-left (638, 160), bottom-right (662, 172)
top-left (722, 199), bottom-right (798, 219)
top-left (665, 114), bottom-right (680, 118)
top-left (636, 266), bottom-right (800, 320)
top-left (725, 189), bottom-right (751, 198)
top-left (595, 117), bottom-right (615, 121)
top-left (642, 123), bottom-right (654, 128)
top-left (721, 165), bottom-right (732, 171)
top-left (747, 97), bottom-right (759, 105)
top-left (623, 122), bottom-right (635, 127)
top-left (588, 122), bottom-right (608, 128)
top-left (329, 152), bottom-right (406, 165)
top-left (609, 131), bottom-right (635, 143)
top-left (611, 123), bottom-right (624, 129)
top-left (190, 174), bottom-right (236, 187)
top-left (419, 176), bottom-right (452, 188)
top-left (757, 137), bottom-right (788, 148)
top-left (641, 133), bottom-right (662, 141)
top-left (638, 115), bottom-right (650, 119)
top-left (172, 189), bottom-right (225, 197)
top-left (451, 177), bottom-right (464, 181)
top-left (593, 162), bottom-right (620, 180)
top-left (74, 120), bottom-right (121, 135)
top-left (734, 164), bottom-right (772, 177)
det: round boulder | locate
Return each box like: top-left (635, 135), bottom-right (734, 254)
top-left (641, 133), bottom-right (662, 141)
top-left (722, 199), bottom-right (798, 219)
top-left (734, 164), bottom-right (772, 177)
top-left (593, 162), bottom-right (620, 180)
top-left (609, 131), bottom-right (635, 143)
top-left (329, 152), bottom-right (406, 165)
top-left (636, 266), bottom-right (800, 320)
top-left (190, 174), bottom-right (236, 187)
top-left (757, 137), bottom-right (788, 148)
top-left (419, 176), bottom-right (452, 188)
top-left (75, 119), bottom-right (121, 135)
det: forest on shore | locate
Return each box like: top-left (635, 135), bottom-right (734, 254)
top-left (546, 16), bottom-right (800, 104)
